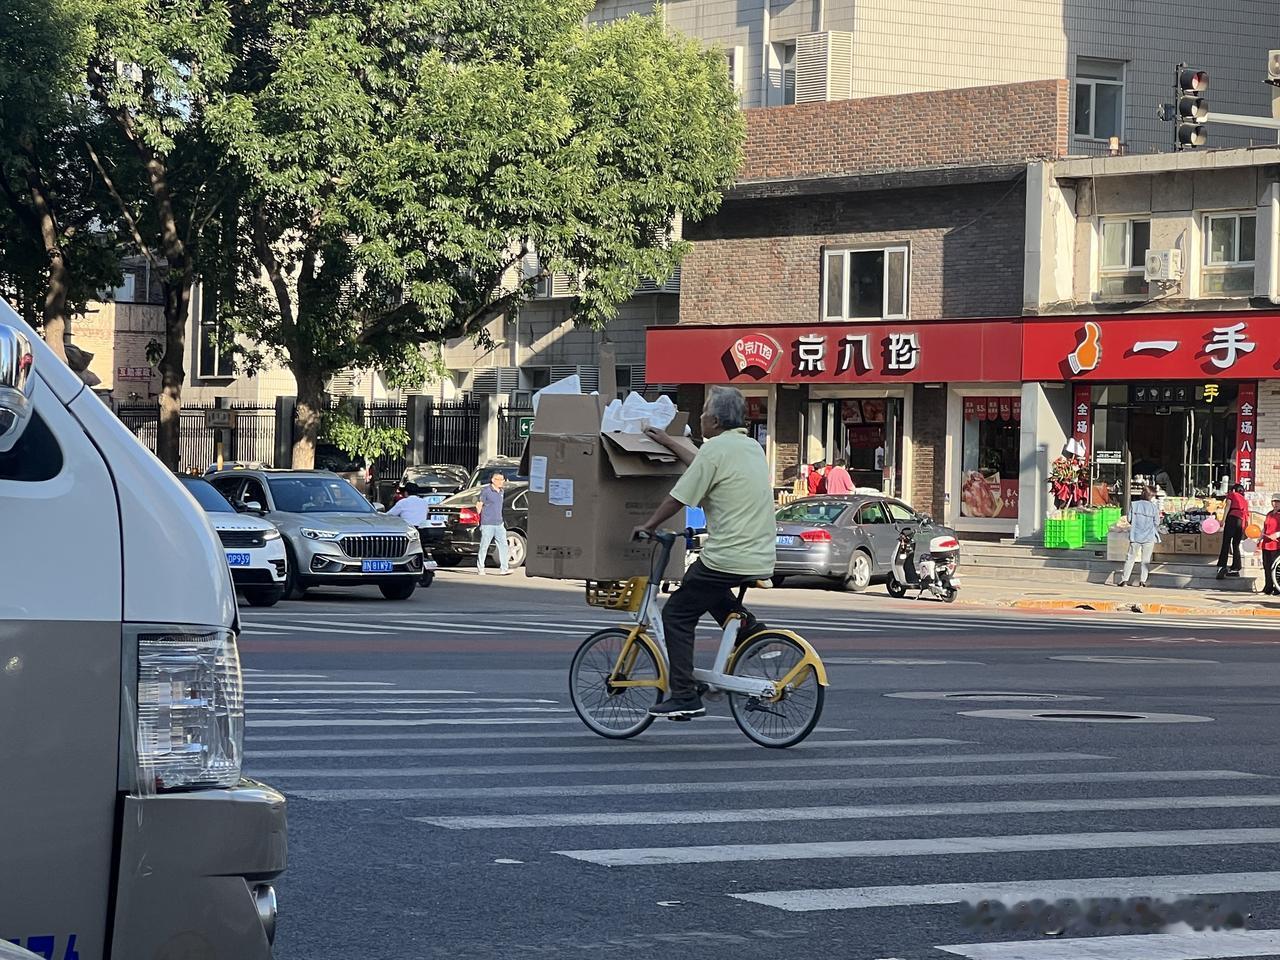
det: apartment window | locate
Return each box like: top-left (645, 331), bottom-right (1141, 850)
top-left (1098, 218), bottom-right (1150, 298)
top-left (1203, 212), bottom-right (1256, 296)
top-left (769, 40), bottom-right (796, 106)
top-left (1074, 58), bottom-right (1125, 141)
top-left (724, 45), bottom-right (744, 98)
top-left (823, 246), bottom-right (909, 321)
top-left (196, 289), bottom-right (235, 379)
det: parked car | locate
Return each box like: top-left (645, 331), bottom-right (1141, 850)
top-left (179, 475), bottom-right (288, 607)
top-left (421, 481), bottom-right (529, 569)
top-left (466, 456), bottom-right (526, 489)
top-left (398, 463), bottom-right (471, 503)
top-left (314, 442), bottom-right (373, 496)
top-left (203, 459), bottom-right (269, 474)
top-left (772, 494), bottom-right (958, 592)
top-left (208, 468), bottom-right (425, 599)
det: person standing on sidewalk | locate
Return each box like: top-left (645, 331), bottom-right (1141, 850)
top-left (1117, 485), bottom-right (1160, 588)
top-left (475, 472), bottom-right (509, 575)
top-left (1262, 494), bottom-right (1280, 595)
top-left (825, 459), bottom-right (854, 495)
top-left (1217, 482), bottom-right (1249, 579)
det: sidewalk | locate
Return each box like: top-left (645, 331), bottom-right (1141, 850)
top-left (957, 574), bottom-right (1280, 618)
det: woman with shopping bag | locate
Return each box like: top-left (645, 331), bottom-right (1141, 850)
top-left (1116, 485), bottom-right (1161, 588)
top-left (1262, 494), bottom-right (1280, 595)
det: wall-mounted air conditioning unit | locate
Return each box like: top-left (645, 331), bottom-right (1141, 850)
top-left (1144, 249), bottom-right (1183, 282)
top-left (795, 31), bottom-right (854, 103)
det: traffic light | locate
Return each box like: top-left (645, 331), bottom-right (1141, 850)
top-left (1176, 66), bottom-right (1209, 148)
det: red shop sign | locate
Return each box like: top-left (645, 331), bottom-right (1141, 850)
top-left (1024, 312), bottom-right (1280, 381)
top-left (646, 320), bottom-right (1022, 385)
top-left (1235, 382), bottom-right (1258, 491)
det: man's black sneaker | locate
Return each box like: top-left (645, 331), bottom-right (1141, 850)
top-left (649, 696), bottom-right (706, 719)
top-left (734, 617), bottom-right (769, 646)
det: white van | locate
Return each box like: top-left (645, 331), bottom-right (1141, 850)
top-left (0, 302), bottom-right (284, 957)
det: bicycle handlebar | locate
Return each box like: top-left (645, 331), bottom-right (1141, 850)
top-left (632, 527), bottom-right (694, 546)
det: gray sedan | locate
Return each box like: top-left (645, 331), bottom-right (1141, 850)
top-left (772, 495), bottom-right (957, 592)
top-left (208, 469), bottom-right (425, 600)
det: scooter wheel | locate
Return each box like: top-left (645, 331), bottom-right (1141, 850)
top-left (886, 578), bottom-right (908, 599)
top-left (942, 587), bottom-right (959, 603)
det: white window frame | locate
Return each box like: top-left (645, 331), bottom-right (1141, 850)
top-left (1096, 217), bottom-right (1150, 299)
top-left (725, 45), bottom-right (745, 99)
top-left (1073, 58), bottom-right (1125, 142)
top-left (194, 285), bottom-right (235, 380)
top-left (769, 40), bottom-right (796, 106)
top-left (1203, 212), bottom-right (1256, 268)
top-left (822, 245), bottom-right (910, 321)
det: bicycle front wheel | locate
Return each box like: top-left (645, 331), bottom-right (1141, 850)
top-left (569, 627), bottom-right (662, 739)
top-left (728, 631), bottom-right (825, 748)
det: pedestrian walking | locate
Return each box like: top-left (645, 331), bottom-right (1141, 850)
top-left (1216, 482), bottom-right (1249, 579)
top-left (1263, 494), bottom-right (1280, 595)
top-left (475, 472), bottom-right (509, 575)
top-left (1116, 485), bottom-right (1160, 588)
top-left (825, 459), bottom-right (854, 495)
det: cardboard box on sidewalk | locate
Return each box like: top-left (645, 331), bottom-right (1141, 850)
top-left (523, 386), bottom-right (696, 582)
top-left (1174, 534), bottom-right (1202, 554)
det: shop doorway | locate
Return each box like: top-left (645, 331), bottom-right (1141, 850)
top-left (805, 397), bottom-right (905, 497)
top-left (1090, 383), bottom-right (1239, 506)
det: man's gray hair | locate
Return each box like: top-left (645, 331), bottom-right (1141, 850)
top-left (706, 385), bottom-right (747, 428)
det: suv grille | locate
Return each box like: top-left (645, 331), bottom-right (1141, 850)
top-left (340, 534), bottom-right (409, 559)
top-left (219, 530), bottom-right (265, 548)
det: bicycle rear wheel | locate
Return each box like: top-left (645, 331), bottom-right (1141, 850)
top-left (569, 627), bottom-right (662, 739)
top-left (728, 631), bottom-right (825, 748)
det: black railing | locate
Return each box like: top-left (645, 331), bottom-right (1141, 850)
top-left (420, 396), bottom-right (484, 471)
top-left (497, 406), bottom-right (534, 458)
top-left (114, 401), bottom-right (276, 473)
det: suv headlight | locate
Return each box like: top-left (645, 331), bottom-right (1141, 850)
top-left (301, 528), bottom-right (341, 540)
top-left (131, 626), bottom-right (243, 792)
top-left (405, 527), bottom-right (420, 541)
top-left (262, 527), bottom-right (281, 541)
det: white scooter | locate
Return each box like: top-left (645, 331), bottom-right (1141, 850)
top-left (886, 526), bottom-right (961, 602)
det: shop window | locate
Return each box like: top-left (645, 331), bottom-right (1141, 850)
top-left (822, 247), bottom-right (909, 321)
top-left (1073, 58), bottom-right (1125, 142)
top-left (960, 396), bottom-right (1021, 520)
top-left (1098, 218), bottom-right (1150, 298)
top-left (1202, 213), bottom-right (1256, 296)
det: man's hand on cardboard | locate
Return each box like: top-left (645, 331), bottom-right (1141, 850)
top-left (643, 426), bottom-right (675, 449)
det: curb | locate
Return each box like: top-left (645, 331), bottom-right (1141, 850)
top-left (1005, 598), bottom-right (1280, 618)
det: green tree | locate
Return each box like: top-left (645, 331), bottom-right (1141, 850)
top-left (210, 0), bottom-right (743, 467)
top-left (0, 0), bottom-right (122, 366)
top-left (85, 0), bottom-right (235, 468)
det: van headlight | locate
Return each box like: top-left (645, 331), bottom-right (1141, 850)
top-left (262, 527), bottom-right (281, 541)
top-left (131, 627), bottom-right (243, 792)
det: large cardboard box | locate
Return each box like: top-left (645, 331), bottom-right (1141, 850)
top-left (1174, 534), bottom-right (1202, 554)
top-left (524, 392), bottom-right (695, 581)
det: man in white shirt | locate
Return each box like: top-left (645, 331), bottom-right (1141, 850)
top-left (388, 484), bottom-right (432, 527)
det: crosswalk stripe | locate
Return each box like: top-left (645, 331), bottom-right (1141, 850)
top-left (934, 928), bottom-right (1280, 960)
top-left (412, 794), bottom-right (1280, 831)
top-left (245, 689), bottom-right (475, 696)
top-left (730, 869), bottom-right (1280, 912)
top-left (244, 697), bottom-right (558, 706)
top-left (280, 769), bottom-right (1265, 802)
top-left (243, 623), bottom-right (371, 635)
top-left (247, 717), bottom-right (577, 728)
top-left (244, 727), bottom-right (855, 743)
top-left (241, 672), bottom-right (331, 678)
top-left (247, 706), bottom-right (573, 716)
top-left (247, 751), bottom-right (1105, 780)
top-left (555, 827), bottom-right (1280, 867)
top-left (242, 680), bottom-right (396, 686)
top-left (248, 737), bottom-right (969, 760)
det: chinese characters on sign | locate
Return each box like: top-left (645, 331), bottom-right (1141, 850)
top-left (730, 333), bottom-right (783, 374)
top-left (1072, 384), bottom-right (1092, 461)
top-left (1206, 323), bottom-right (1256, 370)
top-left (116, 366), bottom-right (152, 381)
top-left (1235, 383), bottom-right (1258, 492)
top-left (793, 331), bottom-right (921, 377)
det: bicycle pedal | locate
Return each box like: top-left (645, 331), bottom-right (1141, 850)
top-left (666, 714), bottom-right (693, 722)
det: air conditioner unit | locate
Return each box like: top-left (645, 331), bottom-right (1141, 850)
top-left (1143, 249), bottom-right (1183, 282)
top-left (795, 31), bottom-right (854, 103)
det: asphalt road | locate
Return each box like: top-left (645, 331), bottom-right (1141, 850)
top-left (240, 572), bottom-right (1280, 960)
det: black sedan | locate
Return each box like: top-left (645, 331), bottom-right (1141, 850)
top-left (399, 463), bottom-right (471, 500)
top-left (420, 482), bottom-right (529, 569)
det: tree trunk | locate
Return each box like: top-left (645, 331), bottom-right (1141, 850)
top-left (24, 166), bottom-right (69, 362)
top-left (155, 277), bottom-right (191, 472)
top-left (292, 367), bottom-right (326, 469)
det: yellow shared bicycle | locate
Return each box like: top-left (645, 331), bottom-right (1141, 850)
top-left (568, 530), bottom-right (829, 749)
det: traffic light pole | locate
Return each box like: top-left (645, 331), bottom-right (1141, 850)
top-left (1204, 112), bottom-right (1280, 131)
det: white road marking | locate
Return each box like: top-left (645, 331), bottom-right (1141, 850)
top-left (244, 698), bottom-right (558, 706)
top-left (247, 706), bottom-right (573, 716)
top-left (247, 717), bottom-right (576, 728)
top-left (247, 751), bottom-right (1105, 779)
top-left (826, 658), bottom-right (987, 666)
top-left (245, 689), bottom-right (475, 696)
top-left (934, 928), bottom-right (1280, 960)
top-left (241, 672), bottom-right (331, 678)
top-left (413, 794), bottom-right (1280, 831)
top-left (731, 869), bottom-right (1280, 912)
top-left (281, 769), bottom-right (1268, 802)
top-left (242, 623), bottom-right (371, 635)
top-left (248, 737), bottom-right (968, 759)
top-left (555, 827), bottom-right (1280, 867)
top-left (245, 727), bottom-right (854, 743)
top-left (242, 680), bottom-right (396, 687)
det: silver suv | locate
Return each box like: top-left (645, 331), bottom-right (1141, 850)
top-left (208, 469), bottom-right (424, 600)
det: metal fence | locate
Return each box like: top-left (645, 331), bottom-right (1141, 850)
top-left (420, 396), bottom-right (484, 470)
top-left (497, 406), bottom-right (534, 458)
top-left (115, 401), bottom-right (275, 472)
top-left (367, 400), bottom-right (408, 480)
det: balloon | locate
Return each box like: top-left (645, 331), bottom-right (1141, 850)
top-left (1246, 523), bottom-right (1263, 539)
top-left (1201, 517), bottom-right (1221, 535)
top-left (1241, 538), bottom-right (1257, 556)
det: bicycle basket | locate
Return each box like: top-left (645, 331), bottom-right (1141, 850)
top-left (584, 577), bottom-right (648, 612)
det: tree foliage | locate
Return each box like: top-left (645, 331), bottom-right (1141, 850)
top-left (208, 0), bottom-right (744, 466)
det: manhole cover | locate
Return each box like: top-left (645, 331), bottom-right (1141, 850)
top-left (886, 691), bottom-right (1099, 703)
top-left (1050, 655), bottom-right (1219, 665)
top-left (959, 709), bottom-right (1214, 724)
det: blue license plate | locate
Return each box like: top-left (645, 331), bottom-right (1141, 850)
top-left (362, 560), bottom-right (394, 573)
top-left (776, 535), bottom-right (797, 547)
top-left (425, 495), bottom-right (446, 505)
top-left (227, 552), bottom-right (252, 566)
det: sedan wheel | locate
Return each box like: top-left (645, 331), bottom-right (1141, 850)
top-left (505, 530), bottom-right (527, 569)
top-left (842, 551), bottom-right (873, 592)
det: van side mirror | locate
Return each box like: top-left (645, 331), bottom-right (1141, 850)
top-left (245, 501), bottom-right (265, 514)
top-left (0, 326), bottom-right (35, 454)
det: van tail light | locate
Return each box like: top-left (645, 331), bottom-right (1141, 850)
top-left (128, 626), bottom-right (243, 793)
top-left (458, 507), bottom-right (480, 526)
top-left (799, 529), bottom-right (832, 543)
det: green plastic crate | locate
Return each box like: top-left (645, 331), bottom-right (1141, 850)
top-left (1043, 513), bottom-right (1086, 549)
top-left (1084, 506), bottom-right (1122, 542)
